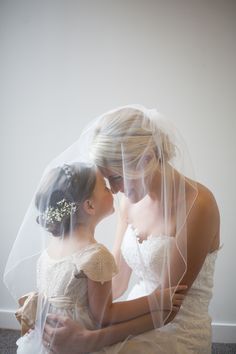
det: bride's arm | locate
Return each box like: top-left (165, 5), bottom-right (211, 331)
top-left (163, 187), bottom-right (220, 322)
top-left (43, 311), bottom-right (166, 354)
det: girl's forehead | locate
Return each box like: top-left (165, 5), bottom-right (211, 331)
top-left (95, 168), bottom-right (104, 179)
top-left (96, 168), bottom-right (110, 185)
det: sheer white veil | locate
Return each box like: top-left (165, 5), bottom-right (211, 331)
top-left (4, 104), bottom-right (198, 347)
top-left (87, 104), bottom-right (198, 327)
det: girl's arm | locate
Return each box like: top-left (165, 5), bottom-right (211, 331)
top-left (88, 195), bottom-right (185, 326)
top-left (112, 253), bottom-right (132, 300)
top-left (112, 196), bottom-right (132, 299)
top-left (88, 278), bottom-right (185, 326)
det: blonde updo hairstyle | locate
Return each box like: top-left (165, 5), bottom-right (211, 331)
top-left (90, 107), bottom-right (175, 179)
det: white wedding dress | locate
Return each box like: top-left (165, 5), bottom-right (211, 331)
top-left (107, 224), bottom-right (218, 354)
top-left (16, 225), bottom-right (218, 354)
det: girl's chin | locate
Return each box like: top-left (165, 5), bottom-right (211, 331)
top-left (106, 206), bottom-right (115, 216)
top-left (99, 207), bottom-right (115, 222)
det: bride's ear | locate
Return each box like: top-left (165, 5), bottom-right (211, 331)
top-left (83, 199), bottom-right (95, 215)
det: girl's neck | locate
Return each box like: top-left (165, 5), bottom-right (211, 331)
top-left (70, 223), bottom-right (96, 247)
top-left (48, 223), bottom-right (97, 259)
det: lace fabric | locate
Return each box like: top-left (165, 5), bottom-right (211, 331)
top-left (119, 225), bottom-right (218, 353)
top-left (37, 243), bottom-right (118, 299)
top-left (15, 242), bottom-right (119, 353)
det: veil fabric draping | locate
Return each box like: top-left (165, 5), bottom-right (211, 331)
top-left (4, 104), bottom-right (198, 352)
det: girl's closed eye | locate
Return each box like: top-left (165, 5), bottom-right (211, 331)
top-left (105, 184), bottom-right (111, 192)
top-left (104, 180), bottom-right (111, 191)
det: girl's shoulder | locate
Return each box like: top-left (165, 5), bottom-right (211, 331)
top-left (79, 242), bottom-right (113, 256)
top-left (39, 243), bottom-right (112, 265)
top-left (73, 242), bottom-right (116, 266)
top-left (73, 243), bottom-right (118, 284)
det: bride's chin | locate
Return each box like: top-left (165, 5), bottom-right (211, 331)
top-left (126, 191), bottom-right (147, 204)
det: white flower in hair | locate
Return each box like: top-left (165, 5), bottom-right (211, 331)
top-left (62, 164), bottom-right (73, 179)
top-left (41, 199), bottom-right (78, 224)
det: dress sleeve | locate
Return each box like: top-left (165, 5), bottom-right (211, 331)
top-left (74, 244), bottom-right (118, 284)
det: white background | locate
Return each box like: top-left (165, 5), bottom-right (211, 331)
top-left (1, 0), bottom-right (235, 342)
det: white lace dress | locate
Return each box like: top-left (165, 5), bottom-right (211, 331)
top-left (16, 243), bottom-right (118, 354)
top-left (108, 224), bottom-right (218, 354)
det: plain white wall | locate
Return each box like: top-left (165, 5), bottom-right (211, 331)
top-left (1, 0), bottom-right (235, 342)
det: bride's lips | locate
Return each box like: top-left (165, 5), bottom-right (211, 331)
top-left (125, 189), bottom-right (135, 199)
top-left (125, 189), bottom-right (141, 203)
top-left (125, 186), bottom-right (147, 203)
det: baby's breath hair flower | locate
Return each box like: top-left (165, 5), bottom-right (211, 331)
top-left (40, 199), bottom-right (79, 224)
top-left (62, 164), bottom-right (73, 180)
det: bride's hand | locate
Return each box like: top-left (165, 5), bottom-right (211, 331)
top-left (43, 314), bottom-right (91, 354)
top-left (153, 284), bottom-right (187, 311)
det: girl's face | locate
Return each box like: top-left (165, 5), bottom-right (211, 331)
top-left (91, 170), bottom-right (114, 219)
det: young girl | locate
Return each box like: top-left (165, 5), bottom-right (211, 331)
top-left (16, 161), bottom-right (185, 353)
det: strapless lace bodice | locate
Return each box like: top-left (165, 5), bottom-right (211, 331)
top-left (119, 224), bottom-right (218, 353)
top-left (121, 224), bottom-right (176, 292)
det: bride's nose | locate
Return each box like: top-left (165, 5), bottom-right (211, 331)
top-left (111, 180), bottom-right (124, 194)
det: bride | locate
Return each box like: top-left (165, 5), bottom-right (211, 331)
top-left (5, 105), bottom-right (220, 353)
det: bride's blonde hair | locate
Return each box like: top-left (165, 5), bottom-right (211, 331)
top-left (90, 107), bottom-right (175, 179)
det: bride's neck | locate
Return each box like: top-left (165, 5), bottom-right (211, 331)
top-left (148, 163), bottom-right (177, 200)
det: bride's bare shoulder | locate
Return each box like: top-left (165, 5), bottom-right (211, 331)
top-left (186, 176), bottom-right (218, 210)
top-left (196, 182), bottom-right (218, 209)
top-left (188, 181), bottom-right (220, 242)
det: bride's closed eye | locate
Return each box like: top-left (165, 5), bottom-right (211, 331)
top-left (109, 175), bottom-right (123, 182)
top-left (109, 176), bottom-right (123, 187)
top-left (106, 175), bottom-right (124, 193)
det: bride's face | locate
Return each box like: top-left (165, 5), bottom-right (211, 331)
top-left (124, 178), bottom-right (149, 203)
top-left (98, 167), bottom-right (124, 194)
top-left (99, 167), bottom-right (149, 203)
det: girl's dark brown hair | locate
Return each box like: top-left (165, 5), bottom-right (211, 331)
top-left (35, 162), bottom-right (96, 237)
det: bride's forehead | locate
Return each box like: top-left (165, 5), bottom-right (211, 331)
top-left (98, 166), bottom-right (119, 178)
